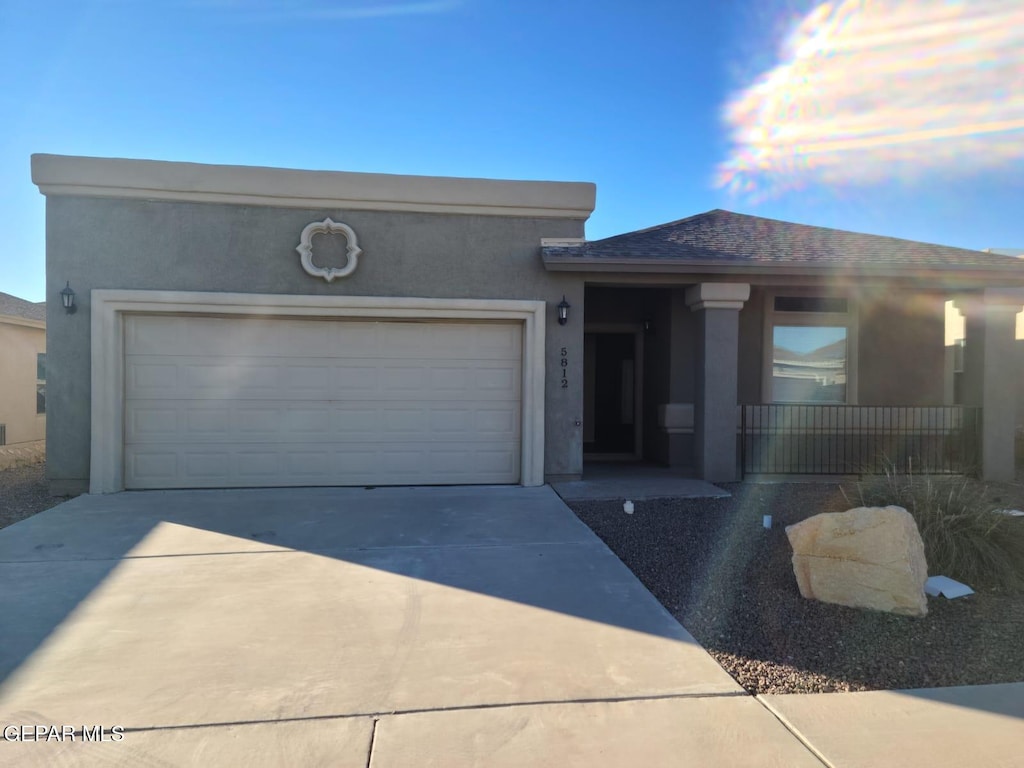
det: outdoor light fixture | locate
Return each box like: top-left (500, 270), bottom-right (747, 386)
top-left (60, 281), bottom-right (76, 314)
top-left (643, 318), bottom-right (654, 334)
top-left (557, 295), bottom-right (570, 326)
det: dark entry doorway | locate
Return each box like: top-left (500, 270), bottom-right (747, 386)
top-left (583, 331), bottom-right (642, 457)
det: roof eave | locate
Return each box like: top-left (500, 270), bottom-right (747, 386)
top-left (541, 256), bottom-right (1024, 283)
top-left (0, 314), bottom-right (46, 329)
top-left (31, 154), bottom-right (598, 220)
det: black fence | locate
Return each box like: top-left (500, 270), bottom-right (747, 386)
top-left (740, 405), bottom-right (980, 476)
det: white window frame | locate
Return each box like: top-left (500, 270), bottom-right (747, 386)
top-left (762, 290), bottom-right (858, 404)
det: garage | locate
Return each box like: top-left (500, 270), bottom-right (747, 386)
top-left (122, 313), bottom-right (524, 489)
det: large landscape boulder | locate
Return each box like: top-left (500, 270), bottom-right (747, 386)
top-left (786, 506), bottom-right (928, 617)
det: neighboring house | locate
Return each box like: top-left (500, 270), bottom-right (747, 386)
top-left (0, 292), bottom-right (46, 464)
top-left (31, 154), bottom-right (1024, 494)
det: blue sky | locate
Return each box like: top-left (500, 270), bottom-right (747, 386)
top-left (2, 0), bottom-right (1022, 303)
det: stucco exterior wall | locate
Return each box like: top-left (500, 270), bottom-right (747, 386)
top-left (641, 293), bottom-right (673, 464)
top-left (45, 195), bottom-right (586, 492)
top-left (1018, 340), bottom-right (1024, 437)
top-left (0, 319), bottom-right (46, 446)
top-left (858, 294), bottom-right (946, 405)
top-left (737, 288), bottom-right (765, 404)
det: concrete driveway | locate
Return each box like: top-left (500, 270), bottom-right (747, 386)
top-left (0, 485), bottom-right (820, 766)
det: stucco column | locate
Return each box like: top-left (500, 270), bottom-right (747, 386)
top-left (685, 283), bottom-right (751, 482)
top-left (955, 289), bottom-right (1024, 481)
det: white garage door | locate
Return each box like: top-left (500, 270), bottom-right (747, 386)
top-left (123, 314), bottom-right (523, 489)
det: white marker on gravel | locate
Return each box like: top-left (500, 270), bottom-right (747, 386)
top-left (763, 514), bottom-right (772, 529)
top-left (624, 500), bottom-right (634, 514)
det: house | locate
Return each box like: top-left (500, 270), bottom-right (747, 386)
top-left (31, 154), bottom-right (1024, 495)
top-left (944, 250), bottom-right (1024, 450)
top-left (977, 250), bottom-right (1023, 442)
top-left (0, 292), bottom-right (46, 468)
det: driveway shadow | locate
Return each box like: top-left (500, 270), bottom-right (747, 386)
top-left (0, 485), bottom-right (735, 726)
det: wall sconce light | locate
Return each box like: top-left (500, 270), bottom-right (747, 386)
top-left (643, 318), bottom-right (654, 334)
top-left (60, 281), bottom-right (77, 314)
top-left (557, 296), bottom-right (571, 326)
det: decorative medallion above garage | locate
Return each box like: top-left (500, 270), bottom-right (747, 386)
top-left (295, 217), bottom-right (362, 282)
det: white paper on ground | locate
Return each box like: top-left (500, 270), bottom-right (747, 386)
top-left (994, 508), bottom-right (1024, 517)
top-left (925, 575), bottom-right (975, 599)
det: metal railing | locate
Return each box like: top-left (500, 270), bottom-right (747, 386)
top-left (740, 405), bottom-right (980, 476)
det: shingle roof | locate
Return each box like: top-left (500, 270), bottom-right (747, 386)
top-left (542, 209), bottom-right (1024, 272)
top-left (0, 292), bottom-right (46, 322)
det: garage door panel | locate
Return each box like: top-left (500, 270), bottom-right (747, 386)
top-left (428, 409), bottom-right (471, 432)
top-left (125, 442), bottom-right (520, 488)
top-left (236, 451), bottom-right (279, 478)
top-left (236, 407), bottom-right (284, 434)
top-left (184, 452), bottom-right (231, 479)
top-left (283, 366), bottom-right (331, 392)
top-left (476, 408), bottom-right (519, 434)
top-left (129, 362), bottom-right (179, 392)
top-left (128, 316), bottom-right (336, 357)
top-left (333, 366), bottom-right (379, 391)
top-left (123, 315), bottom-right (523, 488)
top-left (126, 359), bottom-right (520, 402)
top-left (283, 408), bottom-right (332, 434)
top-left (126, 402), bottom-right (520, 444)
top-left (129, 316), bottom-right (522, 358)
top-left (128, 407), bottom-right (179, 439)
top-left (378, 366), bottom-right (426, 392)
top-left (187, 407), bottom-right (231, 434)
top-left (128, 451), bottom-right (179, 482)
top-left (428, 448), bottom-right (517, 475)
top-left (182, 364), bottom-right (281, 393)
top-left (127, 358), bottom-right (284, 399)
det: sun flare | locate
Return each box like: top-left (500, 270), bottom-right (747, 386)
top-left (717, 0), bottom-right (1024, 199)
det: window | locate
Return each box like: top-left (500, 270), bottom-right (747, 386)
top-left (772, 325), bottom-right (847, 402)
top-left (952, 338), bottom-right (965, 404)
top-left (36, 353), bottom-right (45, 415)
top-left (764, 294), bottom-right (856, 403)
top-left (774, 296), bottom-right (848, 314)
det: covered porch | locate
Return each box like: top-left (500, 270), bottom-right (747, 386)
top-left (545, 210), bottom-right (1024, 483)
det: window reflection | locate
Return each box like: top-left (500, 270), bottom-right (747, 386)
top-left (772, 326), bottom-right (847, 402)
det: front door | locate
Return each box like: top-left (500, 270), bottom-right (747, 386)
top-left (583, 332), bottom-right (638, 457)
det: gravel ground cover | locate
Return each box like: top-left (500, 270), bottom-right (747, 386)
top-left (0, 460), bottom-right (71, 530)
top-left (571, 478), bottom-right (1024, 694)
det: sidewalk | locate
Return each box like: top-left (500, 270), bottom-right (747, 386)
top-left (760, 683), bottom-right (1024, 768)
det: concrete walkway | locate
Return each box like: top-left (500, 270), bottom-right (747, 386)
top-left (552, 462), bottom-right (729, 502)
top-left (0, 485), bottom-right (1020, 765)
top-left (760, 684), bottom-right (1024, 768)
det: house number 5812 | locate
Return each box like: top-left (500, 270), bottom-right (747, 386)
top-left (560, 347), bottom-right (568, 389)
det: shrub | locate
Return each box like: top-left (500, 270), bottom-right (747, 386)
top-left (842, 462), bottom-right (1024, 592)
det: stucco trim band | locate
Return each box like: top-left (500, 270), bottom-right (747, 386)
top-left (32, 154), bottom-right (597, 220)
top-left (90, 290), bottom-right (547, 494)
top-left (0, 315), bottom-right (46, 331)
